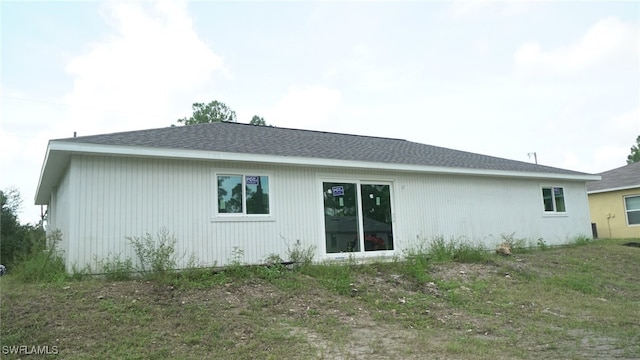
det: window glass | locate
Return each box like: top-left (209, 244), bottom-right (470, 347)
top-left (542, 187), bottom-right (566, 213)
top-left (218, 175), bottom-right (243, 213)
top-left (361, 184), bottom-right (393, 252)
top-left (625, 196), bottom-right (640, 225)
top-left (246, 176), bottom-right (269, 214)
top-left (542, 188), bottom-right (554, 212)
top-left (554, 187), bottom-right (566, 212)
top-left (323, 182), bottom-right (359, 253)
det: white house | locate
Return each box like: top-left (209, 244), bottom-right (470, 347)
top-left (35, 122), bottom-right (599, 272)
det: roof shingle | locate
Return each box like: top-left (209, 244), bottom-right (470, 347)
top-left (586, 161), bottom-right (640, 192)
top-left (56, 122), bottom-right (589, 176)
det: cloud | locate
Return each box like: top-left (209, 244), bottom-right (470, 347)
top-left (265, 86), bottom-right (342, 129)
top-left (515, 17), bottom-right (638, 79)
top-left (63, 0), bottom-right (225, 135)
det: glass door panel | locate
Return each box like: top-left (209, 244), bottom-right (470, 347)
top-left (360, 184), bottom-right (393, 251)
top-left (323, 182), bottom-right (359, 253)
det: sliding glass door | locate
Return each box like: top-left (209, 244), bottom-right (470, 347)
top-left (323, 181), bottom-right (393, 254)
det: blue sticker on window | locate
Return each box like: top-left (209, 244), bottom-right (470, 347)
top-left (332, 186), bottom-right (344, 196)
top-left (246, 176), bottom-right (259, 185)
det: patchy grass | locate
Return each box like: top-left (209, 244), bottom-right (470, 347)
top-left (1, 238), bottom-right (639, 359)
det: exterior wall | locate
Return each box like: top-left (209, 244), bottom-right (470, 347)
top-left (47, 165), bottom-right (72, 258)
top-left (51, 154), bottom-right (594, 272)
top-left (394, 173), bottom-right (592, 249)
top-left (588, 188), bottom-right (640, 239)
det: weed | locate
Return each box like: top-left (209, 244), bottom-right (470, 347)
top-left (127, 228), bottom-right (177, 277)
top-left (95, 253), bottom-right (135, 281)
top-left (500, 232), bottom-right (529, 253)
top-left (10, 229), bottom-right (67, 283)
top-left (402, 246), bottom-right (432, 283)
top-left (286, 240), bottom-right (316, 267)
top-left (69, 263), bottom-right (92, 281)
top-left (537, 238), bottom-right (549, 251)
top-left (572, 235), bottom-right (592, 246)
top-left (224, 246), bottom-right (254, 278)
top-left (428, 236), bottom-right (489, 263)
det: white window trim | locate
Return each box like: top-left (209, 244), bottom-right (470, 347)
top-left (624, 194), bottom-right (640, 227)
top-left (317, 176), bottom-right (397, 259)
top-left (212, 171), bottom-right (275, 222)
top-left (540, 185), bottom-right (568, 217)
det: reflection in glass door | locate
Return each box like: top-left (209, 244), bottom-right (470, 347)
top-left (323, 182), bottom-right (359, 253)
top-left (323, 182), bottom-right (393, 254)
top-left (361, 184), bottom-right (393, 251)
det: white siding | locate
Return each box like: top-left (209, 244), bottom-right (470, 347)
top-left (48, 165), bottom-right (71, 259)
top-left (53, 155), bottom-right (593, 271)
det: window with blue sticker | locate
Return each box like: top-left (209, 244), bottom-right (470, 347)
top-left (542, 186), bottom-right (566, 213)
top-left (218, 175), bottom-right (269, 215)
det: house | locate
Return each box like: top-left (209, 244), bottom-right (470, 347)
top-left (586, 162), bottom-right (640, 239)
top-left (35, 122), bottom-right (599, 272)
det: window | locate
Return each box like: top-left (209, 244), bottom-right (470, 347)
top-left (542, 186), bottom-right (566, 213)
top-left (217, 174), bottom-right (269, 215)
top-left (625, 195), bottom-right (640, 226)
top-left (322, 181), bottom-right (394, 254)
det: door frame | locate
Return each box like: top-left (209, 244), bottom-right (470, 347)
top-left (317, 175), bottom-right (397, 260)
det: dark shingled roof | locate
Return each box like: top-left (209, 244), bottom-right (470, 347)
top-left (587, 161), bottom-right (640, 192)
top-left (55, 122), bottom-right (589, 176)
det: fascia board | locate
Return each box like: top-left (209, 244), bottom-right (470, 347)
top-left (587, 185), bottom-right (640, 195)
top-left (46, 141), bottom-right (602, 183)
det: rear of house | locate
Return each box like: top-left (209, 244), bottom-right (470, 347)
top-left (35, 122), bottom-right (599, 272)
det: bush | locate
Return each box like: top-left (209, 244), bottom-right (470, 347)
top-left (11, 229), bottom-right (66, 283)
top-left (286, 241), bottom-right (315, 267)
top-left (127, 228), bottom-right (178, 277)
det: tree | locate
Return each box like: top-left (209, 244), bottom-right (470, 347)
top-left (249, 115), bottom-right (269, 126)
top-left (627, 135), bottom-right (640, 164)
top-left (1, 188), bottom-right (46, 266)
top-left (177, 100), bottom-right (237, 125)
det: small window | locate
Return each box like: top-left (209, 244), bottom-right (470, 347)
top-left (217, 174), bottom-right (269, 215)
top-left (625, 195), bottom-right (640, 226)
top-left (542, 187), bottom-right (566, 213)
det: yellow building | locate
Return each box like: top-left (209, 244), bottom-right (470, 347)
top-left (587, 162), bottom-right (640, 239)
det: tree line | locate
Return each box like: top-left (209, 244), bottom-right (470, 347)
top-left (1, 188), bottom-right (46, 267)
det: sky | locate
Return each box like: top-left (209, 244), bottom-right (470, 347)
top-left (1, 0), bottom-right (639, 224)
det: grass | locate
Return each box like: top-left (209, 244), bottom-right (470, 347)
top-left (1, 238), bottom-right (639, 359)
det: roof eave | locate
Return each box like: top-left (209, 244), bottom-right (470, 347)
top-left (587, 185), bottom-right (640, 194)
top-left (40, 141), bottom-right (600, 189)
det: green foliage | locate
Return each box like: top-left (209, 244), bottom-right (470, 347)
top-left (428, 236), bottom-right (489, 263)
top-left (286, 242), bottom-right (316, 267)
top-left (303, 262), bottom-right (353, 295)
top-left (224, 246), bottom-right (253, 278)
top-left (69, 263), bottom-right (92, 281)
top-left (127, 228), bottom-right (178, 277)
top-left (95, 253), bottom-right (135, 281)
top-left (500, 232), bottom-right (529, 253)
top-left (402, 244), bottom-right (432, 283)
top-left (1, 188), bottom-right (46, 266)
top-left (10, 229), bottom-right (66, 283)
top-left (177, 100), bottom-right (237, 125)
top-left (536, 238), bottom-right (549, 250)
top-left (250, 115), bottom-right (269, 126)
top-left (572, 235), bottom-right (593, 246)
top-left (627, 135), bottom-right (640, 164)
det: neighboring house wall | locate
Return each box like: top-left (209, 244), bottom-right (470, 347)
top-left (49, 154), bottom-right (593, 272)
top-left (588, 189), bottom-right (640, 239)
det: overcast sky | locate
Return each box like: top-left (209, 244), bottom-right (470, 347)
top-left (1, 1), bottom-right (639, 224)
